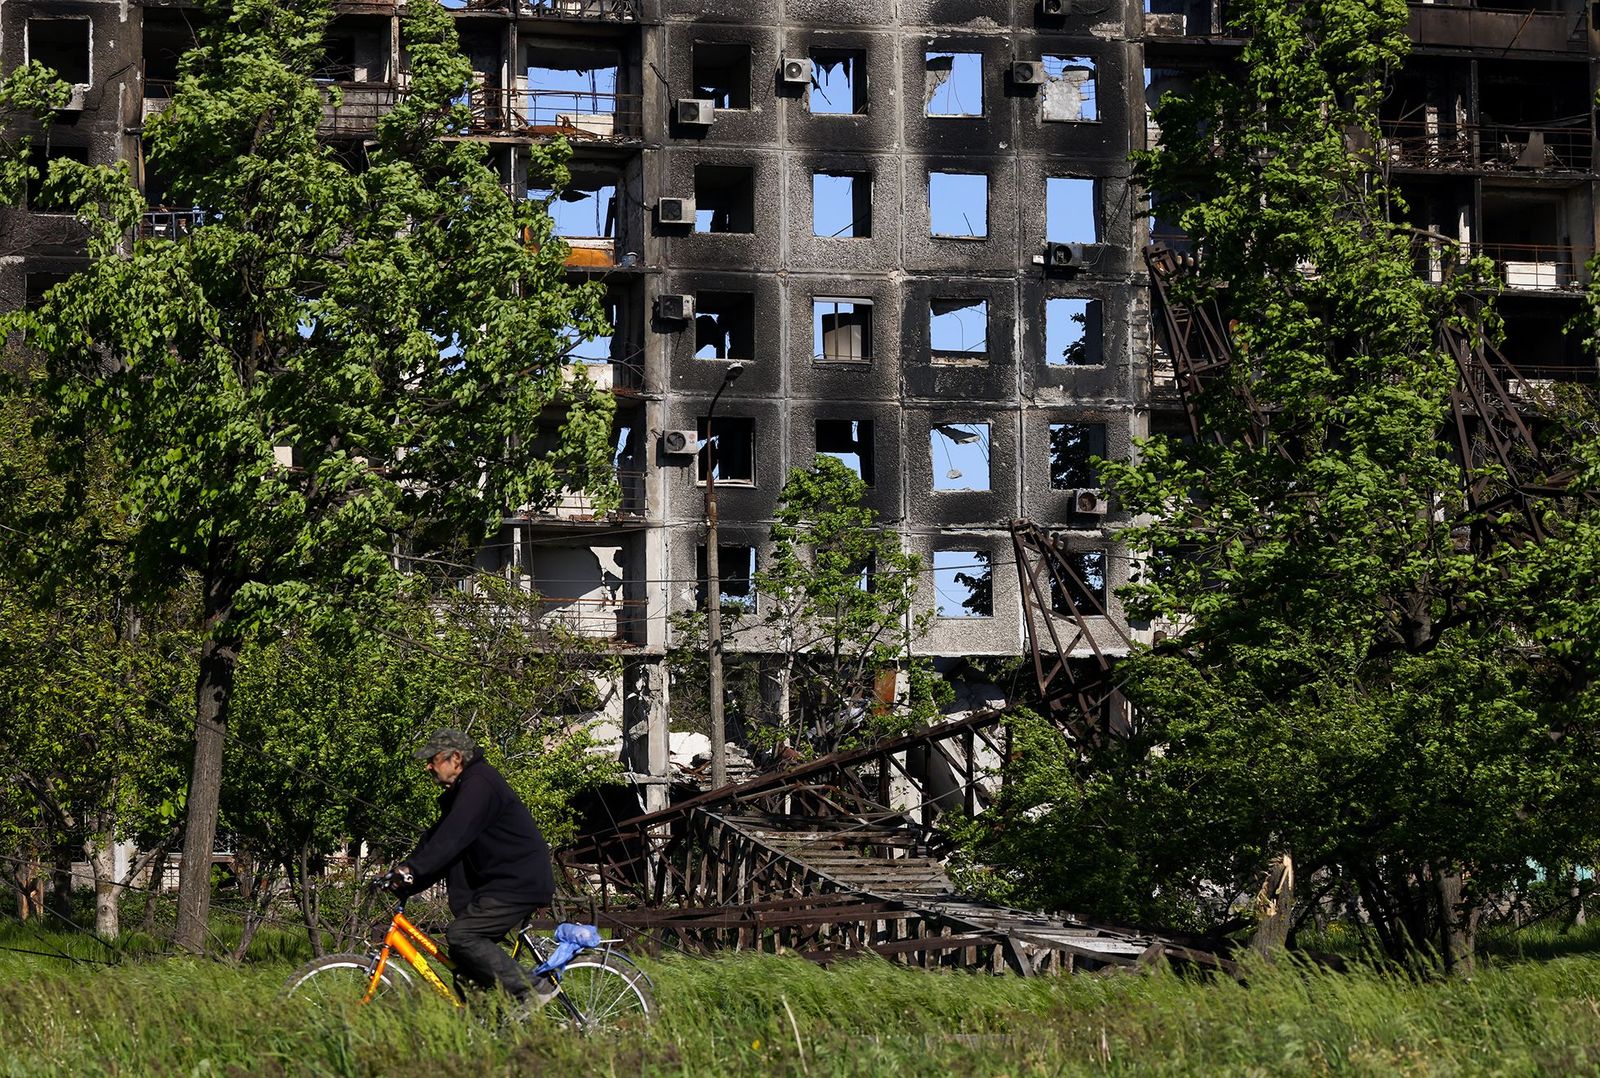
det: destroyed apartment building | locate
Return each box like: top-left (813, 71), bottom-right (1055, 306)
top-left (3, 0), bottom-right (1596, 832)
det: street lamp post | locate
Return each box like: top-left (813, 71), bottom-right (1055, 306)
top-left (704, 361), bottom-right (744, 790)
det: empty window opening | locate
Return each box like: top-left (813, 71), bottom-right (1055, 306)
top-left (813, 172), bottom-right (872, 238)
top-left (563, 295), bottom-right (619, 364)
top-left (1051, 549), bottom-right (1107, 612)
top-left (692, 42), bottom-right (750, 109)
top-left (931, 423), bottom-right (991, 492)
top-left (1045, 298), bottom-right (1104, 366)
top-left (529, 172), bottom-right (617, 239)
top-left (930, 299), bottom-right (988, 362)
top-left (814, 298), bottom-right (873, 362)
top-left (694, 165), bottom-right (756, 233)
top-left (1050, 422), bottom-right (1107, 489)
top-left (1042, 56), bottom-right (1097, 122)
top-left (315, 21), bottom-right (389, 84)
top-left (1047, 177), bottom-right (1099, 243)
top-left (816, 419), bottom-right (875, 484)
top-left (697, 416), bottom-right (755, 483)
top-left (141, 18), bottom-right (193, 97)
top-left (25, 273), bottom-right (70, 311)
top-left (697, 544), bottom-right (756, 611)
top-left (26, 145), bottom-right (89, 210)
top-left (933, 550), bottom-right (993, 618)
top-left (28, 19), bottom-right (91, 85)
top-left (810, 49), bottom-right (868, 115)
top-left (694, 292), bottom-right (756, 360)
top-left (925, 52), bottom-right (982, 117)
top-left (929, 171), bottom-right (988, 238)
top-left (525, 45), bottom-right (620, 127)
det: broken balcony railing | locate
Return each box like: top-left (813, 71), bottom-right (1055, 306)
top-left (1411, 237), bottom-right (1590, 292)
top-left (523, 468), bottom-right (646, 522)
top-left (1378, 120), bottom-right (1593, 173)
top-left (137, 207), bottom-right (212, 240)
top-left (462, 88), bottom-right (643, 141)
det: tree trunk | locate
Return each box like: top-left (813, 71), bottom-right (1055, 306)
top-left (1250, 852), bottom-right (1295, 958)
top-left (1436, 867), bottom-right (1475, 975)
top-left (84, 819), bottom-right (121, 939)
top-left (49, 837), bottom-right (74, 924)
top-left (174, 630), bottom-right (242, 954)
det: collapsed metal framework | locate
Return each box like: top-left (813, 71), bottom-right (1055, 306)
top-left (1145, 242), bottom-right (1592, 553)
top-left (558, 705), bottom-right (1226, 974)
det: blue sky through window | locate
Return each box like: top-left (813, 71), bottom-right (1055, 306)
top-left (1047, 177), bottom-right (1097, 243)
top-left (1046, 298), bottom-right (1100, 366)
top-left (929, 172), bottom-right (987, 237)
top-left (925, 52), bottom-right (982, 116)
top-left (930, 300), bottom-right (987, 355)
top-left (930, 423), bottom-right (991, 491)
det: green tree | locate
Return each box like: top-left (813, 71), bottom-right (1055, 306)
top-left (222, 575), bottom-right (618, 956)
top-left (955, 0), bottom-right (1600, 969)
top-left (674, 456), bottom-right (946, 758)
top-left (1, 0), bottom-right (613, 952)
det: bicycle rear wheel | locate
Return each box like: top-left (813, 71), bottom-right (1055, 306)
top-left (284, 952), bottom-right (413, 1009)
top-left (548, 956), bottom-right (654, 1032)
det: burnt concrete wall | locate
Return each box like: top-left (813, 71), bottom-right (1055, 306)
top-left (649, 0), bottom-right (1144, 656)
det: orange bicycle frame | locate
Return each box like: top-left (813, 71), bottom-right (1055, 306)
top-left (364, 910), bottom-right (460, 1005)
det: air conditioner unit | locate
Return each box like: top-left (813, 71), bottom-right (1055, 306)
top-left (1072, 488), bottom-right (1110, 515)
top-left (656, 293), bottom-right (695, 322)
top-left (1011, 61), bottom-right (1046, 86)
top-left (677, 98), bottom-right (716, 125)
top-left (1044, 241), bottom-right (1087, 270)
top-left (657, 197), bottom-right (695, 224)
top-left (1041, 0), bottom-right (1070, 14)
top-left (780, 57), bottom-right (814, 85)
top-left (662, 429), bottom-right (703, 456)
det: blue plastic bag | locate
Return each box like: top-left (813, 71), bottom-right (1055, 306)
top-left (533, 922), bottom-right (603, 979)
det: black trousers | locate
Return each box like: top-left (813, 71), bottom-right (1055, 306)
top-left (444, 895), bottom-right (537, 1001)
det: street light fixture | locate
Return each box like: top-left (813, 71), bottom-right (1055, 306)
top-left (704, 361), bottom-right (744, 790)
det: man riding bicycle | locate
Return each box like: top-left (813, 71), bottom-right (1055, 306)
top-left (388, 728), bottom-right (557, 1009)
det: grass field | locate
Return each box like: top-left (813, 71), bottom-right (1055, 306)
top-left (5, 919), bottom-right (1600, 1075)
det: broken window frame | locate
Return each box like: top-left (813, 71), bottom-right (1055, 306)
top-left (928, 171), bottom-right (989, 239)
top-left (929, 298), bottom-right (989, 362)
top-left (930, 422), bottom-right (992, 492)
top-left (692, 41), bottom-right (752, 110)
top-left (1041, 55), bottom-right (1098, 123)
top-left (1045, 297), bottom-right (1104, 367)
top-left (694, 291), bottom-right (757, 360)
top-left (697, 544), bottom-right (757, 612)
top-left (809, 49), bottom-right (869, 116)
top-left (694, 164), bottom-right (757, 234)
top-left (815, 418), bottom-right (875, 485)
top-left (696, 416), bottom-right (756, 484)
top-left (924, 51), bottom-right (983, 118)
top-left (1049, 422), bottom-right (1107, 489)
top-left (528, 172), bottom-right (619, 239)
top-left (812, 171), bottom-right (873, 238)
top-left (813, 298), bottom-right (874, 364)
top-left (932, 550), bottom-right (994, 618)
top-left (27, 17), bottom-right (92, 86)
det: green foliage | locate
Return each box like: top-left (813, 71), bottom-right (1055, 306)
top-left (952, 0), bottom-right (1600, 959)
top-left (671, 456), bottom-right (947, 757)
top-left (19, 927), bottom-right (1600, 1074)
top-left (2, 0), bottom-right (611, 636)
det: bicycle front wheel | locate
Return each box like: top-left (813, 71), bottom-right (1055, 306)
top-left (284, 952), bottom-right (414, 1009)
top-left (550, 957), bottom-right (654, 1032)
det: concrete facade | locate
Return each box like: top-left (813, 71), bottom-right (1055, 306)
top-left (5, 0), bottom-right (1595, 802)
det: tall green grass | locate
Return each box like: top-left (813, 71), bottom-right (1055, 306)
top-left (5, 918), bottom-right (1600, 1075)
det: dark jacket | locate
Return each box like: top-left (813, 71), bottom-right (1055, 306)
top-left (403, 756), bottom-right (554, 916)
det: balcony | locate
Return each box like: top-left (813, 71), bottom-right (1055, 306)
top-left (523, 468), bottom-right (645, 524)
top-left (441, 0), bottom-right (639, 19)
top-left (463, 87), bottom-right (642, 143)
top-left (138, 206), bottom-right (210, 240)
top-left (319, 84), bottom-right (399, 135)
top-left (1379, 120), bottom-right (1593, 174)
top-left (1415, 237), bottom-right (1589, 292)
top-left (1406, 1), bottom-right (1587, 52)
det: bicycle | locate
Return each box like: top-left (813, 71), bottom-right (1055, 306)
top-left (283, 883), bottom-right (654, 1032)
